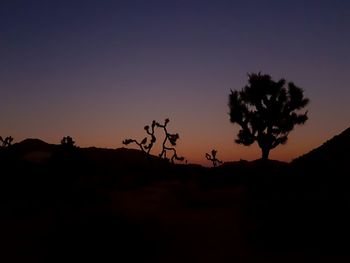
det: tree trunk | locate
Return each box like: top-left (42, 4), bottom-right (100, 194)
top-left (261, 147), bottom-right (270, 161)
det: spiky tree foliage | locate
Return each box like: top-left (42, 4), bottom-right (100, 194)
top-left (156, 118), bottom-right (185, 163)
top-left (0, 136), bottom-right (13, 148)
top-left (123, 118), bottom-right (185, 163)
top-left (123, 120), bottom-right (157, 154)
top-left (229, 73), bottom-right (309, 160)
top-left (205, 149), bottom-right (223, 167)
top-left (61, 136), bottom-right (75, 148)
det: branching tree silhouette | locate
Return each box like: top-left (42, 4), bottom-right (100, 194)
top-left (61, 136), bottom-right (76, 148)
top-left (156, 118), bottom-right (185, 163)
top-left (123, 120), bottom-right (157, 154)
top-left (123, 118), bottom-right (185, 163)
top-left (0, 136), bottom-right (13, 148)
top-left (229, 73), bottom-right (309, 160)
top-left (205, 149), bottom-right (223, 167)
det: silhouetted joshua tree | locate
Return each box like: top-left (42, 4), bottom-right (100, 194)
top-left (229, 72), bottom-right (309, 160)
top-left (156, 118), bottom-right (185, 163)
top-left (123, 118), bottom-right (185, 163)
top-left (0, 136), bottom-right (13, 148)
top-left (61, 136), bottom-right (75, 148)
top-left (205, 149), bottom-right (223, 167)
top-left (123, 120), bottom-right (157, 154)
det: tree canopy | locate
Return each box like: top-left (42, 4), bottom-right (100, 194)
top-left (229, 73), bottom-right (309, 160)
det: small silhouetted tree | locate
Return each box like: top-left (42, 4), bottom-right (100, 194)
top-left (0, 136), bottom-right (13, 148)
top-left (205, 149), bottom-right (223, 167)
top-left (123, 120), bottom-right (157, 154)
top-left (123, 118), bottom-right (185, 163)
top-left (61, 136), bottom-right (75, 148)
top-left (229, 73), bottom-right (309, 160)
top-left (156, 118), bottom-right (185, 163)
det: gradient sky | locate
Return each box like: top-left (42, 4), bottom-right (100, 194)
top-left (1, 0), bottom-right (349, 165)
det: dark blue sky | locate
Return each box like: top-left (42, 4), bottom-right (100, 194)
top-left (1, 0), bottom-right (349, 163)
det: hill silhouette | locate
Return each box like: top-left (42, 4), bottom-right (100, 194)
top-left (12, 138), bottom-right (163, 164)
top-left (245, 127), bottom-right (350, 257)
top-left (293, 127), bottom-right (350, 169)
top-left (1, 129), bottom-right (350, 262)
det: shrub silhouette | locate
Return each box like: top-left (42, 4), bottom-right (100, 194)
top-left (156, 118), bottom-right (185, 163)
top-left (123, 120), bottom-right (157, 154)
top-left (0, 136), bottom-right (13, 148)
top-left (61, 136), bottom-right (76, 148)
top-left (123, 118), bottom-right (185, 163)
top-left (205, 149), bottom-right (223, 167)
top-left (229, 72), bottom-right (309, 160)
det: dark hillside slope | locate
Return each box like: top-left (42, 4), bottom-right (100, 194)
top-left (1, 132), bottom-right (350, 262)
top-left (292, 127), bottom-right (350, 170)
top-left (247, 127), bottom-right (350, 254)
top-left (13, 138), bottom-right (54, 152)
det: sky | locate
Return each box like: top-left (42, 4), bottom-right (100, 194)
top-left (1, 0), bottom-right (349, 165)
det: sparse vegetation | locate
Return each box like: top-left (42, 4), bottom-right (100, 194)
top-left (1, 126), bottom-right (350, 263)
top-left (0, 136), bottom-right (13, 148)
top-left (61, 136), bottom-right (76, 148)
top-left (123, 120), bottom-right (157, 153)
top-left (156, 118), bottom-right (185, 163)
top-left (229, 72), bottom-right (309, 160)
top-left (123, 118), bottom-right (185, 163)
top-left (205, 149), bottom-right (223, 167)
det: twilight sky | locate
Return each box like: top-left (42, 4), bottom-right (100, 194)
top-left (1, 0), bottom-right (349, 164)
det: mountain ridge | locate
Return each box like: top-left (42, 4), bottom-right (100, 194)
top-left (10, 126), bottom-right (350, 167)
top-left (292, 126), bottom-right (350, 166)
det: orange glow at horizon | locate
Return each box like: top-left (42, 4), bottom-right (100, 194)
top-left (1, 1), bottom-right (349, 166)
top-left (8, 115), bottom-right (348, 166)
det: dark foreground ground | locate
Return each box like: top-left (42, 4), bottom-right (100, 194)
top-left (1, 134), bottom-right (350, 262)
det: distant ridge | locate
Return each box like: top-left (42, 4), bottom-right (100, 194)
top-left (293, 127), bottom-right (350, 166)
top-left (11, 139), bottom-right (54, 162)
top-left (11, 139), bottom-right (168, 168)
top-left (9, 127), bottom-right (350, 169)
top-left (81, 147), bottom-right (168, 168)
top-left (14, 138), bottom-right (54, 152)
top-left (17, 138), bottom-right (51, 146)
